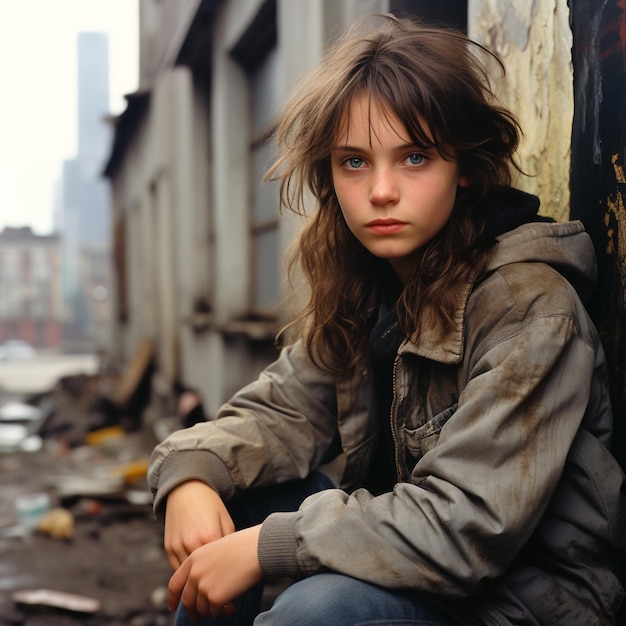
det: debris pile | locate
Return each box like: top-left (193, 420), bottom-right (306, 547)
top-left (0, 344), bottom-right (181, 625)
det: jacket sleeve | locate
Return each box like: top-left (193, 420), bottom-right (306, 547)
top-left (258, 268), bottom-right (605, 595)
top-left (148, 341), bottom-right (340, 523)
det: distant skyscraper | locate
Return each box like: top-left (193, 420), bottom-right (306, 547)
top-left (72, 32), bottom-right (111, 246)
top-left (61, 32), bottom-right (113, 350)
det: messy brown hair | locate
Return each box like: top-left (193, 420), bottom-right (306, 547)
top-left (269, 14), bottom-right (521, 374)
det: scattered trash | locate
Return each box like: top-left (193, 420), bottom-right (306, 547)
top-left (108, 458), bottom-right (149, 484)
top-left (0, 399), bottom-right (49, 451)
top-left (0, 423), bottom-right (30, 450)
top-left (20, 434), bottom-right (43, 451)
top-left (55, 475), bottom-right (125, 500)
top-left (126, 489), bottom-right (153, 506)
top-left (12, 588), bottom-right (101, 614)
top-left (0, 401), bottom-right (43, 422)
top-left (36, 507), bottom-right (74, 540)
top-left (85, 424), bottom-right (126, 446)
top-left (0, 350), bottom-right (172, 623)
top-left (15, 492), bottom-right (50, 531)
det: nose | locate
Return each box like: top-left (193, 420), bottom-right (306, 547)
top-left (369, 166), bottom-right (399, 206)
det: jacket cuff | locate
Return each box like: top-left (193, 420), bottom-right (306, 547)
top-left (258, 512), bottom-right (302, 579)
top-left (152, 450), bottom-right (237, 523)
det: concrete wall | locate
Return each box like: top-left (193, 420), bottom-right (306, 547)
top-left (468, 0), bottom-right (574, 221)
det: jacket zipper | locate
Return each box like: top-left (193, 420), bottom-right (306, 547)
top-left (390, 354), bottom-right (404, 483)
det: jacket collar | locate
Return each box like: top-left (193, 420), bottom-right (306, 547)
top-left (398, 280), bottom-right (472, 365)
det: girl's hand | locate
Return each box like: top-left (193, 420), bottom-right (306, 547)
top-left (164, 480), bottom-right (235, 570)
top-left (168, 525), bottom-right (264, 620)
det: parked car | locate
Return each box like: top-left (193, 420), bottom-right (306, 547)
top-left (0, 340), bottom-right (36, 361)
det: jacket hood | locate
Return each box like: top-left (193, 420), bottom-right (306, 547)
top-left (484, 188), bottom-right (597, 304)
top-left (487, 220), bottom-right (598, 304)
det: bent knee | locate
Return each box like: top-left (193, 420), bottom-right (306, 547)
top-left (255, 574), bottom-right (360, 625)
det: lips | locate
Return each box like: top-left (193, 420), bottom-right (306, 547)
top-left (366, 218), bottom-right (407, 235)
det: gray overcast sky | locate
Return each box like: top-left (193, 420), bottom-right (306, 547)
top-left (0, 0), bottom-right (139, 235)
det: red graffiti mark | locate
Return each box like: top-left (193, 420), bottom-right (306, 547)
top-left (619, 0), bottom-right (626, 71)
top-left (603, 41), bottom-right (623, 60)
top-left (601, 1), bottom-right (626, 68)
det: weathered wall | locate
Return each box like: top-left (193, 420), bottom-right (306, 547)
top-left (570, 0), bottom-right (626, 469)
top-left (468, 0), bottom-right (573, 221)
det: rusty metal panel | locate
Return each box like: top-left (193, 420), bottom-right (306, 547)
top-left (570, 0), bottom-right (626, 467)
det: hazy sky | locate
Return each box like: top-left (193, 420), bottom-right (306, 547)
top-left (0, 0), bottom-right (139, 235)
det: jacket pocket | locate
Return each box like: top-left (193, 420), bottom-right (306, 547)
top-left (403, 403), bottom-right (458, 459)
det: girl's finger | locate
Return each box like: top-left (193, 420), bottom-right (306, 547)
top-left (167, 562), bottom-right (188, 611)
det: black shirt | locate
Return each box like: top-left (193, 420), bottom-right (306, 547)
top-left (365, 302), bottom-right (405, 495)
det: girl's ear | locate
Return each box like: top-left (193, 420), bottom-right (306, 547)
top-left (458, 174), bottom-right (471, 188)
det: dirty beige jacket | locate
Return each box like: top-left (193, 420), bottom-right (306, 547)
top-left (149, 221), bottom-right (626, 625)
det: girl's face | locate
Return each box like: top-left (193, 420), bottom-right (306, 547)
top-left (331, 94), bottom-right (469, 284)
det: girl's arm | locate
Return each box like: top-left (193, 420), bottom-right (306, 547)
top-left (148, 341), bottom-right (341, 522)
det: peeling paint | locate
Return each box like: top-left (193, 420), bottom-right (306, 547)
top-left (608, 156), bottom-right (626, 295)
top-left (606, 226), bottom-right (615, 254)
top-left (469, 0), bottom-right (573, 221)
top-left (604, 154), bottom-right (626, 296)
top-left (605, 185), bottom-right (626, 301)
top-left (613, 152), bottom-right (626, 182)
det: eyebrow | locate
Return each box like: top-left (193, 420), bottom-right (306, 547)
top-left (331, 142), bottom-right (425, 153)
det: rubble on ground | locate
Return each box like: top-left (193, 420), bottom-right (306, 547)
top-left (0, 347), bottom-right (179, 625)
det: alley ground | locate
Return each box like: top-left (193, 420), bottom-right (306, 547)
top-left (0, 353), bottom-right (174, 625)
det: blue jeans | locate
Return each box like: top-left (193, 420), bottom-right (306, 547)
top-left (174, 472), bottom-right (457, 625)
top-left (255, 573), bottom-right (458, 625)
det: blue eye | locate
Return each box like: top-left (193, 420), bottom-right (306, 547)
top-left (346, 157), bottom-right (364, 169)
top-left (408, 153), bottom-right (424, 165)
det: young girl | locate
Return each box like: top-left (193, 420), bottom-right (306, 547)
top-left (148, 14), bottom-right (625, 625)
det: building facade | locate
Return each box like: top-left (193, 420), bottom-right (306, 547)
top-left (0, 227), bottom-right (63, 349)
